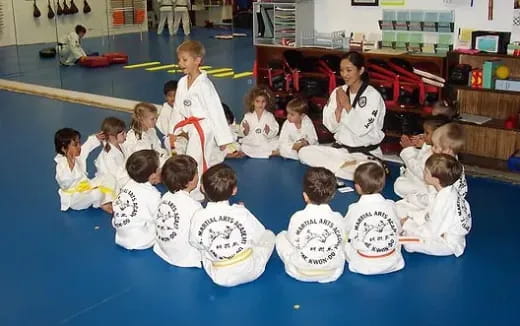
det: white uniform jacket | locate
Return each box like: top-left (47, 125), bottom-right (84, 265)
top-left (279, 114), bottom-right (318, 160)
top-left (59, 31), bottom-right (86, 66)
top-left (240, 110), bottom-right (279, 159)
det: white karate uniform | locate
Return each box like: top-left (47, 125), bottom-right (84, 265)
top-left (157, 102), bottom-right (188, 155)
top-left (210, 124), bottom-right (241, 164)
top-left (55, 135), bottom-right (115, 211)
top-left (299, 85), bottom-right (386, 180)
top-left (124, 128), bottom-right (169, 166)
top-left (112, 179), bottom-right (161, 250)
top-left (240, 111), bottom-right (279, 159)
top-left (402, 185), bottom-right (472, 257)
top-left (94, 143), bottom-right (131, 192)
top-left (173, 0), bottom-right (191, 35)
top-left (189, 201), bottom-right (275, 287)
top-left (153, 190), bottom-right (203, 267)
top-left (276, 204), bottom-right (346, 283)
top-left (344, 194), bottom-right (405, 275)
top-left (279, 114), bottom-right (318, 160)
top-left (157, 0), bottom-right (175, 35)
top-left (394, 144), bottom-right (433, 198)
top-left (58, 31), bottom-right (86, 66)
top-left (174, 71), bottom-right (234, 177)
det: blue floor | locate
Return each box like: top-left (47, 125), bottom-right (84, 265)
top-left (1, 31), bottom-right (520, 325)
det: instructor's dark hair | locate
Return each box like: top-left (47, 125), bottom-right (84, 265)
top-left (341, 51), bottom-right (369, 108)
top-left (75, 25), bottom-right (87, 34)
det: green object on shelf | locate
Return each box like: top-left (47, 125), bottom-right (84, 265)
top-left (482, 60), bottom-right (502, 89)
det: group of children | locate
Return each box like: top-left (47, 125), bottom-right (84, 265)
top-left (53, 40), bottom-right (472, 286)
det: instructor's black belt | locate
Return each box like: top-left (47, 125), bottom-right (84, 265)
top-left (332, 142), bottom-right (390, 175)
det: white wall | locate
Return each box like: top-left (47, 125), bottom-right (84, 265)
top-left (0, 0), bottom-right (148, 47)
top-left (315, 0), bottom-right (515, 43)
top-left (0, 0), bottom-right (17, 47)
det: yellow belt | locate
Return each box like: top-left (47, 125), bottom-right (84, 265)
top-left (212, 248), bottom-right (253, 267)
top-left (62, 180), bottom-right (115, 197)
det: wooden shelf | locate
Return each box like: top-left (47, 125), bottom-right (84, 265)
top-left (454, 85), bottom-right (520, 96)
top-left (457, 118), bottom-right (520, 133)
top-left (454, 51), bottom-right (520, 59)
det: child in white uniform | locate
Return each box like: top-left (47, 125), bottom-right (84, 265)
top-left (94, 117), bottom-right (131, 192)
top-left (299, 52), bottom-right (386, 181)
top-left (240, 86), bottom-right (280, 159)
top-left (157, 0), bottom-right (175, 36)
top-left (112, 150), bottom-right (162, 250)
top-left (58, 25), bottom-right (87, 66)
top-left (401, 154), bottom-right (472, 257)
top-left (189, 164), bottom-right (275, 287)
top-left (344, 162), bottom-right (405, 275)
top-left (174, 41), bottom-right (234, 200)
top-left (276, 167), bottom-right (346, 283)
top-left (397, 123), bottom-right (467, 217)
top-left (156, 80), bottom-right (188, 156)
top-left (394, 118), bottom-right (448, 198)
top-left (125, 102), bottom-right (169, 165)
top-left (278, 98), bottom-right (318, 160)
top-left (154, 155), bottom-right (202, 267)
top-left (210, 103), bottom-right (245, 163)
top-left (54, 128), bottom-right (114, 213)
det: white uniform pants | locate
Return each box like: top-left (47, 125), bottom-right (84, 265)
top-left (276, 231), bottom-right (344, 283)
top-left (344, 242), bottom-right (405, 275)
top-left (173, 8), bottom-right (191, 35)
top-left (157, 9), bottom-right (174, 35)
top-left (202, 230), bottom-right (275, 287)
top-left (298, 145), bottom-right (382, 181)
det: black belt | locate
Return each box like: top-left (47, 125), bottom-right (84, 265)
top-left (332, 142), bottom-right (390, 175)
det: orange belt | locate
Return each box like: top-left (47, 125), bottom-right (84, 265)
top-left (357, 248), bottom-right (396, 259)
top-left (174, 117), bottom-right (207, 172)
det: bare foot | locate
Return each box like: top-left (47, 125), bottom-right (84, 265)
top-left (101, 203), bottom-right (113, 215)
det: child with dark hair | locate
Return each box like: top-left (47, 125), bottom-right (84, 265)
top-left (54, 128), bottom-right (114, 213)
top-left (112, 150), bottom-right (161, 250)
top-left (189, 164), bottom-right (275, 287)
top-left (276, 167), bottom-right (346, 283)
top-left (153, 155), bottom-right (202, 267)
top-left (401, 154), bottom-right (471, 257)
top-left (58, 25), bottom-right (87, 65)
top-left (210, 103), bottom-right (245, 162)
top-left (157, 80), bottom-right (188, 156)
top-left (344, 162), bottom-right (405, 275)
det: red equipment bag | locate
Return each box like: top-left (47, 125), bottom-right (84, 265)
top-left (79, 56), bottom-right (110, 68)
top-left (102, 52), bottom-right (129, 64)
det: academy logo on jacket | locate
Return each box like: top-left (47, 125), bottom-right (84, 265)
top-left (350, 210), bottom-right (398, 255)
top-left (113, 189), bottom-right (138, 228)
top-left (156, 200), bottom-right (181, 242)
top-left (196, 215), bottom-right (248, 260)
top-left (183, 99), bottom-right (192, 107)
top-left (294, 218), bottom-right (343, 265)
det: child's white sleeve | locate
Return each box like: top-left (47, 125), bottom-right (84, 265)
top-left (202, 83), bottom-right (234, 146)
top-left (304, 116), bottom-right (319, 145)
top-left (79, 135), bottom-right (101, 167)
top-left (400, 146), bottom-right (428, 180)
top-left (157, 103), bottom-right (172, 137)
top-left (265, 113), bottom-right (279, 139)
top-left (278, 121), bottom-right (295, 159)
top-left (55, 160), bottom-right (76, 189)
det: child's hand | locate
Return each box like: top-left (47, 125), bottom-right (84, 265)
top-left (264, 124), bottom-right (270, 135)
top-left (95, 131), bottom-right (106, 142)
top-left (242, 121), bottom-right (250, 136)
top-left (177, 131), bottom-right (189, 140)
top-left (219, 144), bottom-right (230, 151)
top-left (150, 170), bottom-right (162, 185)
top-left (168, 134), bottom-right (176, 148)
top-left (400, 135), bottom-right (414, 148)
top-left (292, 139), bottom-right (309, 152)
top-left (400, 216), bottom-right (409, 226)
top-left (411, 134), bottom-right (425, 147)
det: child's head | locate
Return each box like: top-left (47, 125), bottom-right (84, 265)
top-left (286, 97), bottom-right (308, 124)
top-left (176, 40), bottom-right (205, 73)
top-left (126, 150), bottom-right (160, 184)
top-left (163, 80), bottom-right (178, 106)
top-left (202, 163), bottom-right (237, 202)
top-left (431, 123), bottom-right (464, 156)
top-left (302, 167), bottom-right (336, 204)
top-left (422, 117), bottom-right (449, 145)
top-left (432, 100), bottom-right (456, 120)
top-left (131, 102), bottom-right (158, 137)
top-left (222, 102), bottom-right (234, 125)
top-left (353, 162), bottom-right (385, 195)
top-left (54, 128), bottom-right (81, 156)
top-left (162, 155), bottom-right (198, 193)
top-left (101, 117), bottom-right (126, 151)
top-left (424, 153), bottom-right (462, 188)
top-left (75, 25), bottom-right (86, 38)
top-left (245, 86), bottom-right (274, 113)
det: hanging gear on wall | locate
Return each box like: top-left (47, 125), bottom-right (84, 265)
top-left (83, 0), bottom-right (91, 14)
top-left (70, 0), bottom-right (78, 14)
top-left (56, 1), bottom-right (63, 15)
top-left (47, 0), bottom-right (55, 19)
top-left (62, 0), bottom-right (70, 15)
top-left (33, 0), bottom-right (42, 18)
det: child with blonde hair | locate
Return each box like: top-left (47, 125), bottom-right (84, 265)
top-left (125, 102), bottom-right (169, 165)
top-left (95, 117), bottom-right (130, 191)
top-left (174, 40), bottom-right (233, 201)
top-left (278, 97), bottom-right (318, 160)
top-left (239, 86), bottom-right (280, 159)
top-left (54, 128), bottom-right (114, 213)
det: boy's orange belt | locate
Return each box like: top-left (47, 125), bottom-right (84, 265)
top-left (174, 117), bottom-right (208, 171)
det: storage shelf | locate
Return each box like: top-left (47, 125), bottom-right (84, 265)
top-left (454, 85), bottom-right (520, 96)
top-left (456, 118), bottom-right (520, 133)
